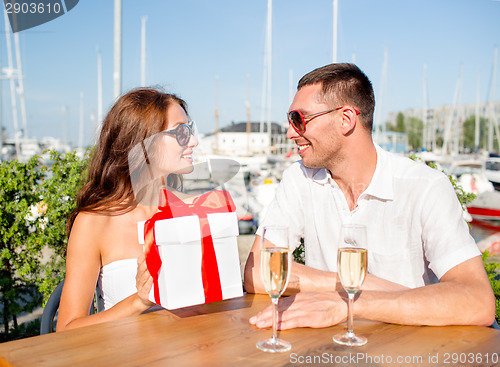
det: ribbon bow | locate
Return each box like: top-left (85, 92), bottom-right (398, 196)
top-left (144, 189), bottom-right (236, 306)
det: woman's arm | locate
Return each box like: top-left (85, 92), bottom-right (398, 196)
top-left (56, 213), bottom-right (154, 331)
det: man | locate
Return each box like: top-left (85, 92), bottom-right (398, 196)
top-left (244, 63), bottom-right (495, 329)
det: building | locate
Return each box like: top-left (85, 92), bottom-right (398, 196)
top-left (385, 100), bottom-right (500, 154)
top-left (373, 131), bottom-right (408, 154)
top-left (197, 121), bottom-right (292, 156)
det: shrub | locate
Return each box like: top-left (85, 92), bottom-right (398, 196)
top-left (482, 250), bottom-right (500, 324)
top-left (0, 151), bottom-right (87, 340)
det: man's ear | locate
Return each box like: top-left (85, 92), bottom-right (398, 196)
top-left (340, 107), bottom-right (358, 136)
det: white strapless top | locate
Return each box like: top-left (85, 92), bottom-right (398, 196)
top-left (98, 258), bottom-right (138, 310)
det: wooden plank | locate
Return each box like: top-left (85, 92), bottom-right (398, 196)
top-left (0, 294), bottom-right (498, 367)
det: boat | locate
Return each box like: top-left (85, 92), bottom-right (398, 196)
top-left (476, 231), bottom-right (500, 255)
top-left (447, 159), bottom-right (494, 195)
top-left (467, 191), bottom-right (500, 221)
top-left (485, 156), bottom-right (500, 191)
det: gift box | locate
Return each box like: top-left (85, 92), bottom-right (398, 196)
top-left (138, 190), bottom-right (243, 310)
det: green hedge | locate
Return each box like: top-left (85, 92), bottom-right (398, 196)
top-left (0, 150), bottom-right (87, 341)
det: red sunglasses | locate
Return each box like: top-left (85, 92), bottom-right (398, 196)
top-left (287, 106), bottom-right (360, 134)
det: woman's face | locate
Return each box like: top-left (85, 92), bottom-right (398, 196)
top-left (151, 103), bottom-right (198, 177)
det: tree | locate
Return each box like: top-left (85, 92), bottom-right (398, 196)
top-left (462, 115), bottom-right (488, 152)
top-left (385, 112), bottom-right (405, 133)
top-left (385, 113), bottom-right (422, 150)
top-left (0, 156), bottom-right (46, 340)
top-left (36, 150), bottom-right (88, 303)
top-left (0, 151), bottom-right (87, 340)
top-left (395, 112), bottom-right (405, 133)
top-left (406, 117), bottom-right (423, 150)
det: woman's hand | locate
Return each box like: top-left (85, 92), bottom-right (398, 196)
top-left (136, 253), bottom-right (155, 307)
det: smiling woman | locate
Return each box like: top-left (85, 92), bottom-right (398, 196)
top-left (56, 87), bottom-right (199, 332)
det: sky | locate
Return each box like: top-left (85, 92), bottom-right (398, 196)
top-left (1, 0), bottom-right (500, 147)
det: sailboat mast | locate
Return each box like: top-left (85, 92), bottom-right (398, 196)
top-left (487, 47), bottom-right (499, 153)
top-left (141, 16), bottom-right (147, 86)
top-left (61, 105), bottom-right (68, 147)
top-left (422, 63), bottom-right (428, 150)
top-left (79, 92), bottom-right (84, 151)
top-left (14, 32), bottom-right (27, 141)
top-left (246, 74), bottom-right (251, 155)
top-left (3, 10), bottom-right (20, 157)
top-left (97, 48), bottom-right (103, 132)
top-left (266, 0), bottom-right (272, 149)
top-left (456, 64), bottom-right (463, 155)
top-left (259, 0), bottom-right (272, 149)
top-left (374, 47), bottom-right (388, 136)
top-left (214, 75), bottom-right (219, 154)
top-left (475, 73), bottom-right (480, 153)
top-left (332, 0), bottom-right (338, 63)
top-left (443, 65), bottom-right (463, 156)
top-left (113, 0), bottom-right (122, 99)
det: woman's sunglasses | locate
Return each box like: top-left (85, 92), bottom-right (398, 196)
top-left (162, 121), bottom-right (196, 146)
top-left (287, 106), bottom-right (360, 134)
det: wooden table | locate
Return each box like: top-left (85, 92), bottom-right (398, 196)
top-left (0, 294), bottom-right (499, 366)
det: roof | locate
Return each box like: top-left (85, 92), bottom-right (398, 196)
top-left (206, 121), bottom-right (286, 135)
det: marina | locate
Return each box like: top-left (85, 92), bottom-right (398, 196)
top-left (0, 0), bottom-right (499, 355)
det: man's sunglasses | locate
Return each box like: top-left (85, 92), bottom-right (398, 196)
top-left (287, 106), bottom-right (360, 134)
top-left (162, 121), bottom-right (196, 146)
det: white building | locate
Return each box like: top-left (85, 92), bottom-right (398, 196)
top-left (197, 121), bottom-right (291, 157)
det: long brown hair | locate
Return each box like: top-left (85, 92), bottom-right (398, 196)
top-left (67, 87), bottom-right (188, 233)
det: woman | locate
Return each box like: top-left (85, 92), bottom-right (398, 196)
top-left (57, 87), bottom-right (198, 331)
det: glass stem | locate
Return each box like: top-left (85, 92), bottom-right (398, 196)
top-left (271, 296), bottom-right (279, 342)
top-left (347, 292), bottom-right (355, 336)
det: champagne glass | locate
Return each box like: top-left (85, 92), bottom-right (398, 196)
top-left (333, 224), bottom-right (368, 346)
top-left (256, 225), bottom-right (292, 353)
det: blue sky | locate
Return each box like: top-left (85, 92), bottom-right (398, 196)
top-left (2, 0), bottom-right (500, 146)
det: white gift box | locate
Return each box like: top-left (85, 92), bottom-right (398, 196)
top-left (138, 211), bottom-right (243, 309)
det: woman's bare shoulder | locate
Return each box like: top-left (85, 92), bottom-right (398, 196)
top-left (72, 211), bottom-right (113, 232)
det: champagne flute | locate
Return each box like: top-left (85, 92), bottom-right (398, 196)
top-left (333, 224), bottom-right (368, 346)
top-left (256, 225), bottom-right (292, 353)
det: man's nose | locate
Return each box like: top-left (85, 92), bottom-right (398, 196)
top-left (286, 123), bottom-right (300, 140)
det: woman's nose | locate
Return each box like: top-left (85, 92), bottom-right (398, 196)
top-left (188, 133), bottom-right (199, 147)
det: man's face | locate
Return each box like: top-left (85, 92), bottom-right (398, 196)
top-left (287, 84), bottom-right (343, 169)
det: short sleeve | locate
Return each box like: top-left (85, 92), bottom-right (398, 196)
top-left (256, 164), bottom-right (305, 251)
top-left (420, 174), bottom-right (480, 279)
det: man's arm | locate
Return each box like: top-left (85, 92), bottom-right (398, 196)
top-left (249, 256), bottom-right (496, 329)
top-left (356, 255), bottom-right (495, 326)
top-left (244, 235), bottom-right (410, 295)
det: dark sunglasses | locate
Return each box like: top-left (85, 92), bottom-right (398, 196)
top-left (162, 121), bottom-right (195, 146)
top-left (287, 106), bottom-right (360, 134)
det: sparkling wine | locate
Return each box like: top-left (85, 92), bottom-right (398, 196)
top-left (260, 247), bottom-right (290, 297)
top-left (337, 247), bottom-right (367, 292)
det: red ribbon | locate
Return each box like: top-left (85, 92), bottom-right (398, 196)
top-left (144, 189), bottom-right (236, 306)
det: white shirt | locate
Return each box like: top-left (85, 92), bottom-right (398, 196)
top-left (258, 144), bottom-right (480, 288)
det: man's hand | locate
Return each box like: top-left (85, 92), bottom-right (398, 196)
top-left (249, 292), bottom-right (348, 330)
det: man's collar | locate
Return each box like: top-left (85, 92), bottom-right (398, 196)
top-left (362, 144), bottom-right (393, 200)
top-left (300, 164), bottom-right (330, 183)
top-left (301, 143), bottom-right (394, 200)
